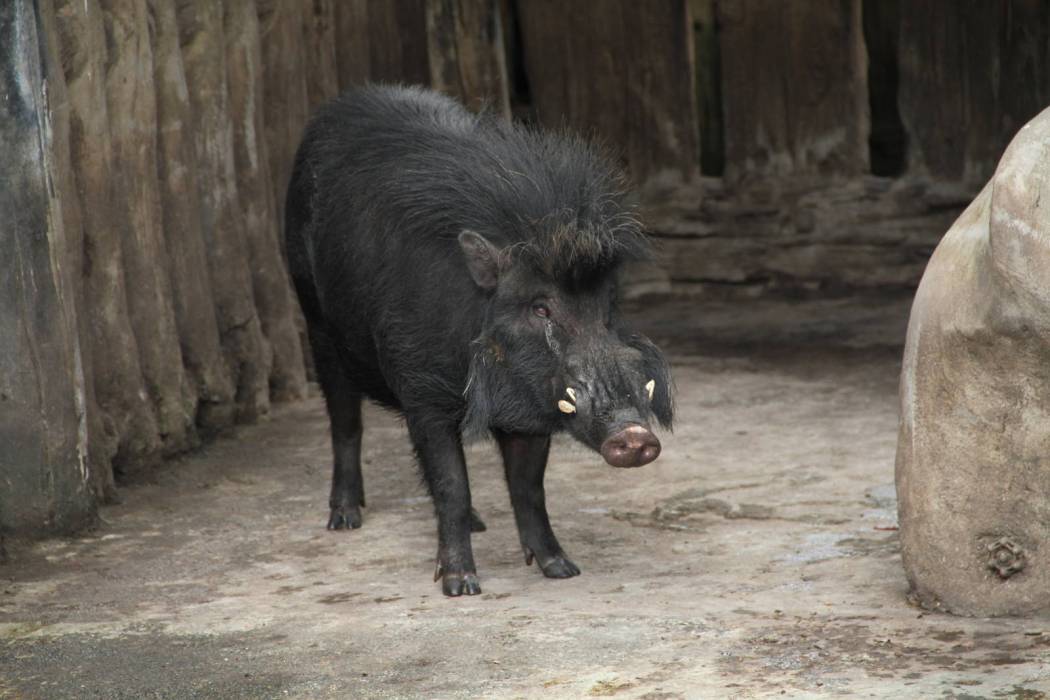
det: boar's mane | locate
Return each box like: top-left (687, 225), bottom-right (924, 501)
top-left (481, 126), bottom-right (651, 281)
top-left (312, 85), bottom-right (650, 284)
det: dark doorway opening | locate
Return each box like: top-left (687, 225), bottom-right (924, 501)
top-left (692, 0), bottom-right (725, 177)
top-left (863, 0), bottom-right (908, 177)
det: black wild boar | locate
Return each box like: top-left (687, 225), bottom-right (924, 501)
top-left (285, 85), bottom-right (673, 596)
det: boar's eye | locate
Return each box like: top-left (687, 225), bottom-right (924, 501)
top-left (531, 301), bottom-right (551, 318)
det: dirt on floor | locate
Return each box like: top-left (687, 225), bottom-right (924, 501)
top-left (2, 294), bottom-right (1049, 699)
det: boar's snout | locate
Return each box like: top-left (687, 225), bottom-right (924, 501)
top-left (600, 425), bottom-right (661, 468)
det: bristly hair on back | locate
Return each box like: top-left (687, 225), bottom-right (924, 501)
top-left (392, 93), bottom-right (654, 282)
top-left (313, 84), bottom-right (652, 282)
top-left (481, 119), bottom-right (652, 282)
top-left (512, 213), bottom-right (651, 284)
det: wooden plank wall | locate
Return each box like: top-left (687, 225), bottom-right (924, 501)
top-left (516, 0), bottom-right (699, 188)
top-left (716, 0), bottom-right (869, 183)
top-left (898, 0), bottom-right (1050, 185)
top-left (6, 0), bottom-right (1050, 535)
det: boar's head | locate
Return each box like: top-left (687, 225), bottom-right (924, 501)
top-left (459, 221), bottom-right (673, 468)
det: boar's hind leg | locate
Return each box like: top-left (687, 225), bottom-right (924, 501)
top-left (309, 328), bottom-right (365, 530)
top-left (408, 418), bottom-right (481, 596)
top-left (495, 431), bottom-right (580, 579)
top-left (326, 389), bottom-right (364, 531)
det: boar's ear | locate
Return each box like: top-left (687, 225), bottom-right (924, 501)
top-left (459, 230), bottom-right (501, 290)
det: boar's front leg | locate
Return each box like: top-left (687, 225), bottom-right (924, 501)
top-left (408, 418), bottom-right (481, 596)
top-left (495, 431), bottom-right (580, 579)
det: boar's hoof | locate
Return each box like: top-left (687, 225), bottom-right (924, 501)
top-left (470, 508), bottom-right (487, 533)
top-left (600, 425), bottom-right (661, 468)
top-left (524, 546), bottom-right (581, 578)
top-left (539, 554), bottom-right (580, 579)
top-left (326, 504), bottom-right (362, 530)
top-left (442, 571), bottom-right (482, 597)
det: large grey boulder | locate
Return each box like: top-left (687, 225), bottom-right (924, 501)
top-left (897, 106), bottom-right (1050, 616)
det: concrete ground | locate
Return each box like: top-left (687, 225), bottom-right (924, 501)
top-left (3, 295), bottom-right (1049, 699)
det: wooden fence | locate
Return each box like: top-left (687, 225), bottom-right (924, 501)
top-left (3, 0), bottom-right (1049, 536)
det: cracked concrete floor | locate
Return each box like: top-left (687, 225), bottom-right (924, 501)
top-left (3, 295), bottom-right (1050, 699)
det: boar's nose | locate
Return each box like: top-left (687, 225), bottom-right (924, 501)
top-left (600, 425), bottom-right (661, 468)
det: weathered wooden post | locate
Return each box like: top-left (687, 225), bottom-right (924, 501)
top-left (334, 0), bottom-right (371, 89)
top-left (516, 0), bottom-right (698, 189)
top-left (148, 0), bottom-right (238, 434)
top-left (355, 0), bottom-right (431, 86)
top-left (332, 0), bottom-right (508, 117)
top-left (0, 0), bottom-right (96, 534)
top-left (897, 107), bottom-right (1050, 616)
top-left (225, 0), bottom-right (308, 401)
top-left (716, 0), bottom-right (869, 184)
top-left (426, 0), bottom-right (510, 118)
top-left (100, 0), bottom-right (197, 456)
top-left (898, 2), bottom-right (1050, 186)
top-left (258, 0), bottom-right (311, 232)
top-left (55, 0), bottom-right (163, 477)
top-left (301, 0), bottom-right (340, 108)
top-left (39, 0), bottom-right (115, 498)
top-left (177, 0), bottom-right (272, 422)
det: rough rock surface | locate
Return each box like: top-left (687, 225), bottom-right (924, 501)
top-left (897, 106), bottom-right (1050, 616)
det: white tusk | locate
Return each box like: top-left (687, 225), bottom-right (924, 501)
top-left (557, 400), bottom-right (576, 414)
top-left (645, 379), bottom-right (655, 401)
top-left (566, 387), bottom-right (576, 402)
